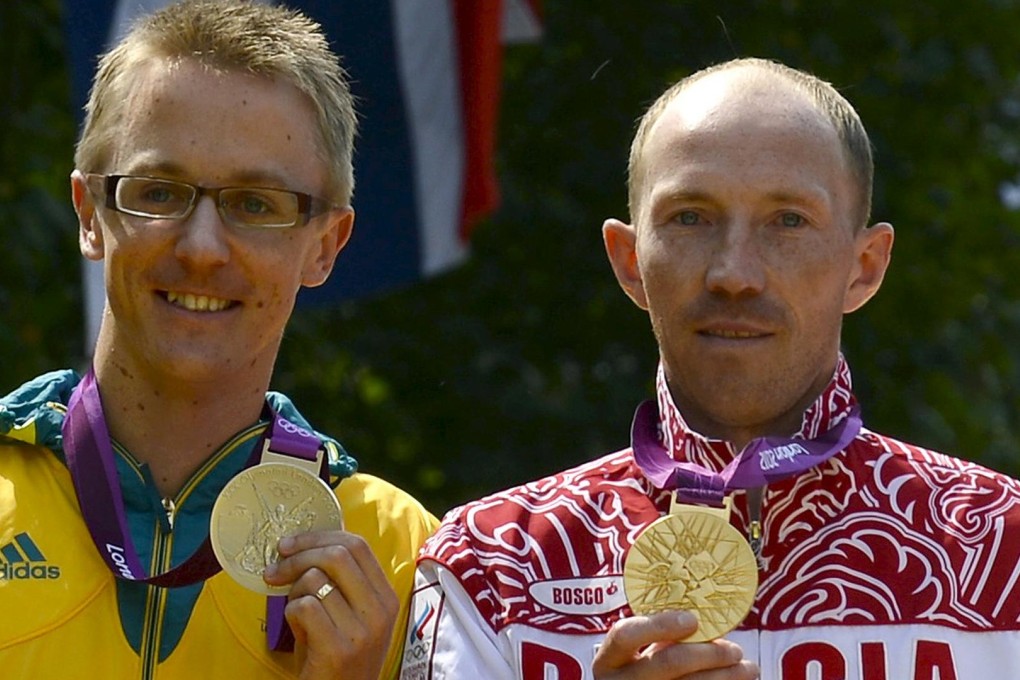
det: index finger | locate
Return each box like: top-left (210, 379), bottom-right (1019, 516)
top-left (595, 611), bottom-right (700, 669)
top-left (268, 530), bottom-right (391, 596)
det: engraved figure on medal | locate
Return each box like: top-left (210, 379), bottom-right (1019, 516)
top-left (234, 480), bottom-right (316, 575)
top-left (211, 463), bottom-right (343, 594)
top-left (623, 500), bottom-right (758, 642)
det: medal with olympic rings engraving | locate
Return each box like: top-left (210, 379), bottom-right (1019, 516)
top-left (210, 462), bottom-right (343, 595)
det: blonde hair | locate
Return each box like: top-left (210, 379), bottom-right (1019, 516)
top-left (74, 0), bottom-right (357, 204)
top-left (628, 58), bottom-right (873, 230)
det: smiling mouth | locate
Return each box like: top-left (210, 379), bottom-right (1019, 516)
top-left (164, 291), bottom-right (236, 312)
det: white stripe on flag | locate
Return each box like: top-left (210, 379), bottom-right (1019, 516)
top-left (392, 0), bottom-right (468, 276)
top-left (502, 0), bottom-right (542, 43)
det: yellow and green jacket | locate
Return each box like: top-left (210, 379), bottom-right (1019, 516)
top-left (0, 370), bottom-right (438, 679)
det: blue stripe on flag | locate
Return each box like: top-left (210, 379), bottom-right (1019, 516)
top-left (64, 0), bottom-right (118, 130)
top-left (295, 1), bottom-right (424, 304)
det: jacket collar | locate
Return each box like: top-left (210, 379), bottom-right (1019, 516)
top-left (654, 353), bottom-right (857, 474)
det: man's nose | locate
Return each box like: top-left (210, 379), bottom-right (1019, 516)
top-left (704, 222), bottom-right (766, 297)
top-left (173, 195), bottom-right (231, 267)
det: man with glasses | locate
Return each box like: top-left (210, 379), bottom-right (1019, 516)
top-left (0, 1), bottom-right (436, 678)
top-left (84, 175), bottom-right (341, 231)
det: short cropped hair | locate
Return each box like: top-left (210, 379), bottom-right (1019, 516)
top-left (628, 58), bottom-right (873, 230)
top-left (74, 0), bottom-right (357, 204)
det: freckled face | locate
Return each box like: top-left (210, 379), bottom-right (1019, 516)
top-left (629, 73), bottom-right (862, 439)
top-left (79, 58), bottom-right (342, 384)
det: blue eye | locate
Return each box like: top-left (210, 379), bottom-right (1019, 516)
top-left (677, 211), bottom-right (701, 225)
top-left (780, 213), bottom-right (804, 227)
top-left (239, 195), bottom-right (272, 215)
top-left (144, 186), bottom-right (174, 203)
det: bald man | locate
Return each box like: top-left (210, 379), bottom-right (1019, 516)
top-left (400, 58), bottom-right (1020, 680)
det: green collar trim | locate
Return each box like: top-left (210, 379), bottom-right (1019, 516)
top-left (0, 369), bottom-right (358, 480)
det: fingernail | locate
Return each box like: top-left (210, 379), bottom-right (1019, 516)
top-left (263, 563), bottom-right (277, 579)
top-left (675, 610), bottom-right (698, 628)
top-left (277, 536), bottom-right (294, 553)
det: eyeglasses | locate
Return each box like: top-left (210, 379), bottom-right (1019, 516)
top-left (85, 174), bottom-right (338, 229)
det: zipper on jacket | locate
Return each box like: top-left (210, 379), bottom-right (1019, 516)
top-left (139, 503), bottom-right (175, 680)
top-left (140, 463), bottom-right (176, 534)
top-left (746, 487), bottom-right (764, 568)
top-left (161, 497), bottom-right (176, 532)
top-left (136, 462), bottom-right (176, 679)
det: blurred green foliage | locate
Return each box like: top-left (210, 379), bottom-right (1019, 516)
top-left (0, 0), bottom-right (81, 382)
top-left (4, 1), bottom-right (1020, 516)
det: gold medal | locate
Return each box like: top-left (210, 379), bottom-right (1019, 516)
top-left (623, 497), bottom-right (758, 641)
top-left (210, 462), bottom-right (343, 595)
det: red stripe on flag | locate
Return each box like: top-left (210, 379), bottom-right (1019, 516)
top-left (453, 0), bottom-right (504, 241)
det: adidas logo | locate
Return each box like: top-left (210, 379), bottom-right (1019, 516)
top-left (0, 532), bottom-right (61, 580)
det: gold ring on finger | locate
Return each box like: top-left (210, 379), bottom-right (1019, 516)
top-left (314, 582), bottom-right (335, 601)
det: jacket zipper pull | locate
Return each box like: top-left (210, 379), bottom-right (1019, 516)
top-left (748, 519), bottom-right (762, 566)
top-left (140, 462), bottom-right (175, 533)
top-left (161, 497), bottom-right (176, 532)
top-left (747, 487), bottom-right (764, 568)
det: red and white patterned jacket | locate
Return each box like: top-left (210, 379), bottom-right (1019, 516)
top-left (401, 358), bottom-right (1020, 679)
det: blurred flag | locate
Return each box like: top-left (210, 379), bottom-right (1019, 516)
top-left (64, 0), bottom-right (541, 353)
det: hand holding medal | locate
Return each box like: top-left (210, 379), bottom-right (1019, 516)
top-left (208, 413), bottom-right (397, 675)
top-left (210, 462), bottom-right (343, 595)
top-left (210, 414), bottom-right (344, 595)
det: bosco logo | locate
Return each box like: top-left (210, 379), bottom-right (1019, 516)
top-left (530, 576), bottom-right (627, 616)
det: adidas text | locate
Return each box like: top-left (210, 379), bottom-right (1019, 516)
top-left (0, 562), bottom-right (61, 580)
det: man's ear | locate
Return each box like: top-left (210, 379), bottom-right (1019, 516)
top-left (603, 218), bottom-right (648, 310)
top-left (71, 170), bottom-right (105, 261)
top-left (844, 222), bottom-right (894, 313)
top-left (301, 207), bottom-right (354, 288)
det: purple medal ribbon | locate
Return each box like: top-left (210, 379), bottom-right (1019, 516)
top-left (631, 399), bottom-right (862, 505)
top-left (62, 367), bottom-right (326, 651)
